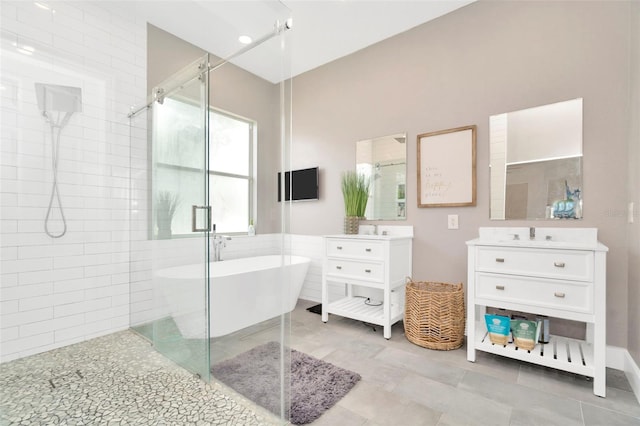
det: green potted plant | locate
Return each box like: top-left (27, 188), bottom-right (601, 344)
top-left (341, 171), bottom-right (370, 234)
top-left (156, 191), bottom-right (179, 239)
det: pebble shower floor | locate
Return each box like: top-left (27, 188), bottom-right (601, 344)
top-left (0, 330), bottom-right (281, 425)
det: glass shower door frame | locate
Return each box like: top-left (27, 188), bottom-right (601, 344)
top-left (148, 54), bottom-right (212, 382)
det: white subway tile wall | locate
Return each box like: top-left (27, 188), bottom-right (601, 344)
top-left (0, 1), bottom-right (146, 362)
top-left (289, 234), bottom-right (325, 303)
top-left (0, 1), bottom-right (323, 363)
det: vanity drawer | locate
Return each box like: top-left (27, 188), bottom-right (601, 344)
top-left (476, 273), bottom-right (592, 314)
top-left (326, 239), bottom-right (384, 259)
top-left (476, 246), bottom-right (593, 282)
top-left (325, 258), bottom-right (384, 282)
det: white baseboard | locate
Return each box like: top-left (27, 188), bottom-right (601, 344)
top-left (606, 345), bottom-right (627, 370)
top-left (625, 350), bottom-right (640, 404)
top-left (607, 345), bottom-right (640, 404)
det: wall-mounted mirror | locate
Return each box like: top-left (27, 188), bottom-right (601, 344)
top-left (356, 132), bottom-right (407, 220)
top-left (490, 98), bottom-right (583, 220)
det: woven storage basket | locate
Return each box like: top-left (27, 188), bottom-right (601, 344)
top-left (404, 279), bottom-right (465, 350)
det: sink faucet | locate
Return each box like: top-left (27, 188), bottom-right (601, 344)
top-left (529, 227), bottom-right (535, 240)
top-left (211, 234), bottom-right (231, 262)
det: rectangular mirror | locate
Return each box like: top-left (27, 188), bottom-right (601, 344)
top-left (490, 98), bottom-right (583, 220)
top-left (356, 132), bottom-right (407, 220)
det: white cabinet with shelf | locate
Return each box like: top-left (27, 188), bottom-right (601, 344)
top-left (322, 233), bottom-right (412, 339)
top-left (466, 227), bottom-right (608, 397)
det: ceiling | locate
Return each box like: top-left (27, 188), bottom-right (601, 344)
top-left (125, 1), bottom-right (475, 83)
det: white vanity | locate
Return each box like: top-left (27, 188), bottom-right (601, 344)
top-left (466, 227), bottom-right (608, 397)
top-left (322, 231), bottom-right (413, 339)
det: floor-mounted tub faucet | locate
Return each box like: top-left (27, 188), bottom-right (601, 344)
top-left (211, 234), bottom-right (231, 262)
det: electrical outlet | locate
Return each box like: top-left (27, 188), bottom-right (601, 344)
top-left (448, 214), bottom-right (459, 230)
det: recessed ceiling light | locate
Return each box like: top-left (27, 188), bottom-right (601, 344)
top-left (238, 35), bottom-right (252, 45)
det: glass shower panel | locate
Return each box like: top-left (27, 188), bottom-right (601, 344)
top-left (130, 55), bottom-right (211, 381)
top-left (130, 1), bottom-right (293, 422)
top-left (205, 3), bottom-right (293, 423)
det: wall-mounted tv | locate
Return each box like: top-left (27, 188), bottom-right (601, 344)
top-left (278, 167), bottom-right (319, 202)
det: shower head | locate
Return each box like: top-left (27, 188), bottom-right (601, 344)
top-left (35, 83), bottom-right (82, 115)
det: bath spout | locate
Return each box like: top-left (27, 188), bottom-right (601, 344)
top-left (529, 227), bottom-right (535, 240)
top-left (211, 235), bottom-right (231, 262)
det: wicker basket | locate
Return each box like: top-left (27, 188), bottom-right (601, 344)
top-left (404, 279), bottom-right (465, 350)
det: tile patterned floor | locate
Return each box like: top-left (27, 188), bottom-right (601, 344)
top-left (291, 300), bottom-right (640, 426)
top-left (1, 300), bottom-right (639, 426)
top-left (0, 330), bottom-right (280, 425)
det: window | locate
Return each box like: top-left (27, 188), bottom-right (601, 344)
top-left (208, 111), bottom-right (253, 234)
top-left (153, 97), bottom-right (254, 237)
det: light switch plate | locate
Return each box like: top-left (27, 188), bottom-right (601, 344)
top-left (629, 202), bottom-right (635, 224)
top-left (448, 214), bottom-right (459, 230)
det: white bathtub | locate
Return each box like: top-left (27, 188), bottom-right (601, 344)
top-left (155, 255), bottom-right (310, 338)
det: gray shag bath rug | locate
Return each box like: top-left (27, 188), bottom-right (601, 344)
top-left (211, 342), bottom-right (361, 424)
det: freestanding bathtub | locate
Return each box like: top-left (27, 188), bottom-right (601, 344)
top-left (155, 255), bottom-right (310, 338)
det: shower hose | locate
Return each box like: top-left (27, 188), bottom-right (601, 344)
top-left (44, 113), bottom-right (71, 238)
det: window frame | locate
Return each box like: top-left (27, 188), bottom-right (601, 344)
top-left (152, 98), bottom-right (256, 238)
top-left (208, 107), bottom-right (256, 235)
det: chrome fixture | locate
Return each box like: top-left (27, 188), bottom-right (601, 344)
top-left (35, 83), bottom-right (83, 238)
top-left (128, 18), bottom-right (293, 119)
top-left (529, 227), bottom-right (535, 240)
top-left (211, 234), bottom-right (231, 262)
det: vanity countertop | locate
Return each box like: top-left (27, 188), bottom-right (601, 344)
top-left (467, 227), bottom-right (607, 251)
top-left (326, 225), bottom-right (414, 240)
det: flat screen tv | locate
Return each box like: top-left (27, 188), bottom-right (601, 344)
top-left (278, 167), bottom-right (319, 202)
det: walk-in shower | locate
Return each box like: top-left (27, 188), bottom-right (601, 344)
top-left (127, 13), bottom-right (294, 424)
top-left (35, 83), bottom-right (83, 238)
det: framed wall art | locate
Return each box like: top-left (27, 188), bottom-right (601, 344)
top-left (417, 125), bottom-right (477, 207)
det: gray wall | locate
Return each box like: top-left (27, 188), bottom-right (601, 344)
top-left (627, 2), bottom-right (640, 366)
top-left (291, 1), bottom-right (635, 348)
top-left (147, 25), bottom-right (282, 234)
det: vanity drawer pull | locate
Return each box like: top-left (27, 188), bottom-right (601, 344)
top-left (335, 265), bottom-right (342, 270)
top-left (554, 292), bottom-right (566, 298)
top-left (554, 262), bottom-right (566, 268)
top-left (495, 285), bottom-right (505, 290)
top-left (365, 248), bottom-right (372, 252)
top-left (364, 269), bottom-right (372, 273)
top-left (495, 258), bottom-right (505, 263)
top-left (336, 246), bottom-right (343, 250)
